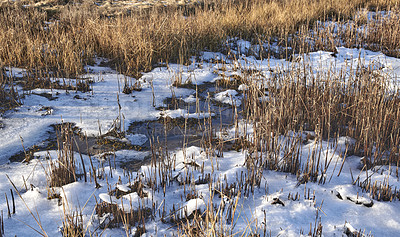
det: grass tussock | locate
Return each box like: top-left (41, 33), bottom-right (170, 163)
top-left (95, 201), bottom-right (151, 230)
top-left (61, 211), bottom-right (84, 237)
top-left (0, 70), bottom-right (20, 114)
top-left (48, 123), bottom-right (77, 188)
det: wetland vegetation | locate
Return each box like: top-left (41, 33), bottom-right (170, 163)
top-left (0, 0), bottom-right (400, 236)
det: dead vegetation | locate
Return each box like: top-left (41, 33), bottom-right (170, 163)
top-left (0, 0), bottom-right (399, 76)
top-left (95, 201), bottom-right (151, 230)
top-left (3, 0), bottom-right (400, 236)
top-left (0, 69), bottom-right (21, 113)
top-left (48, 123), bottom-right (77, 188)
top-left (60, 211), bottom-right (85, 237)
top-left (0, 0), bottom-right (399, 115)
top-left (233, 58), bottom-right (400, 200)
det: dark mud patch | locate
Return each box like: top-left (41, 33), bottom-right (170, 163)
top-left (32, 92), bottom-right (59, 100)
top-left (9, 123), bottom-right (145, 162)
top-left (131, 80), bottom-right (243, 152)
top-left (128, 102), bottom-right (240, 153)
top-left (119, 154), bottom-right (152, 172)
top-left (10, 73), bottom-right (93, 93)
top-left (97, 129), bottom-right (146, 152)
top-left (128, 119), bottom-right (205, 150)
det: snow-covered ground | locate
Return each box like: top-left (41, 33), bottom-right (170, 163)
top-left (1, 45), bottom-right (400, 236)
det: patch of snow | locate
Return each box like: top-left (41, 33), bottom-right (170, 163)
top-left (178, 198), bottom-right (206, 219)
top-left (126, 133), bottom-right (148, 146)
top-left (182, 94), bottom-right (197, 103)
top-left (214, 89), bottom-right (241, 106)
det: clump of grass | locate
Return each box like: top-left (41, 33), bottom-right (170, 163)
top-left (60, 211), bottom-right (84, 237)
top-left (357, 175), bottom-right (400, 201)
top-left (0, 4), bottom-right (92, 76)
top-left (93, 176), bottom-right (151, 234)
top-left (48, 123), bottom-right (77, 188)
top-left (0, 70), bottom-right (21, 114)
top-left (95, 201), bottom-right (151, 231)
top-left (363, 9), bottom-right (400, 57)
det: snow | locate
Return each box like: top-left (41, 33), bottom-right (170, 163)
top-left (214, 89), bottom-right (241, 106)
top-left (182, 94), bottom-right (197, 103)
top-left (126, 134), bottom-right (148, 146)
top-left (2, 46), bottom-right (400, 164)
top-left (160, 108), bottom-right (214, 119)
top-left (116, 184), bottom-right (130, 192)
top-left (99, 193), bottom-right (118, 204)
top-left (238, 83), bottom-right (248, 91)
top-left (178, 198), bottom-right (206, 219)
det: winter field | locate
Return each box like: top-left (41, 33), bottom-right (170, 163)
top-left (1, 0), bottom-right (400, 236)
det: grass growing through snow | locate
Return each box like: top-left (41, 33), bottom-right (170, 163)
top-left (2, 0), bottom-right (400, 236)
top-left (237, 58), bottom-right (400, 194)
top-left (0, 0), bottom-right (398, 115)
top-left (0, 69), bottom-right (20, 113)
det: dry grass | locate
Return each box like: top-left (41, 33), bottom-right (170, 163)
top-left (0, 72), bottom-right (20, 114)
top-left (3, 0), bottom-right (400, 236)
top-left (95, 201), bottom-right (151, 230)
top-left (233, 55), bottom-right (400, 198)
top-left (157, 56), bottom-right (400, 235)
top-left (48, 123), bottom-right (77, 188)
top-left (0, 0), bottom-right (398, 77)
top-left (61, 211), bottom-right (85, 237)
top-left (0, 0), bottom-right (398, 113)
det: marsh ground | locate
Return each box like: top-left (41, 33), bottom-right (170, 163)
top-left (1, 0), bottom-right (400, 236)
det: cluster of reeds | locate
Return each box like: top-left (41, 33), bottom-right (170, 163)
top-left (0, 69), bottom-right (20, 113)
top-left (356, 174), bottom-right (400, 201)
top-left (47, 123), bottom-right (77, 189)
top-left (233, 54), bottom-right (400, 200)
top-left (0, 3), bottom-right (94, 75)
top-left (61, 211), bottom-right (84, 237)
top-left (93, 176), bottom-right (151, 236)
top-left (95, 201), bottom-right (151, 231)
top-left (344, 9), bottom-right (400, 57)
top-left (280, 6), bottom-right (400, 58)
